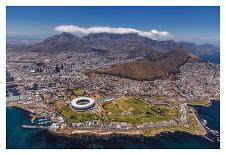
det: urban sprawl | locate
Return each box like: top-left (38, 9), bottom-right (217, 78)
top-left (6, 50), bottom-right (220, 136)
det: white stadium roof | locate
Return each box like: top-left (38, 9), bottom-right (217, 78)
top-left (71, 97), bottom-right (95, 110)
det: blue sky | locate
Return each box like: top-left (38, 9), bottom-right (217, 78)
top-left (7, 6), bottom-right (220, 45)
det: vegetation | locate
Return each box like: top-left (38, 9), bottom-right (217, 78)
top-left (103, 97), bottom-right (178, 124)
top-left (58, 96), bottom-right (206, 137)
top-left (104, 103), bottom-right (123, 114)
top-left (142, 110), bottom-right (206, 137)
top-left (73, 88), bottom-right (84, 96)
top-left (190, 99), bottom-right (210, 106)
top-left (190, 95), bottom-right (220, 106)
top-left (95, 47), bottom-right (190, 80)
top-left (61, 105), bottom-right (100, 126)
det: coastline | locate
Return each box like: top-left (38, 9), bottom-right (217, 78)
top-left (189, 96), bottom-right (220, 106)
top-left (7, 105), bottom-right (220, 149)
top-left (21, 124), bottom-right (144, 137)
top-left (20, 123), bottom-right (206, 138)
top-left (20, 112), bottom-right (207, 138)
top-left (7, 98), bottom-right (219, 138)
top-left (6, 104), bottom-right (36, 114)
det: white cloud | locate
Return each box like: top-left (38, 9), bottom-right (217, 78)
top-left (54, 25), bottom-right (171, 40)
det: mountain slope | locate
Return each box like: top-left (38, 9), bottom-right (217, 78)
top-left (94, 46), bottom-right (196, 80)
top-left (19, 32), bottom-right (218, 55)
top-left (26, 32), bottom-right (86, 53)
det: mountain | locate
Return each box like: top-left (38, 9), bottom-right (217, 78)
top-left (93, 46), bottom-right (198, 81)
top-left (176, 42), bottom-right (219, 55)
top-left (25, 32), bottom-right (87, 53)
top-left (81, 33), bottom-right (218, 55)
top-left (16, 32), bottom-right (218, 55)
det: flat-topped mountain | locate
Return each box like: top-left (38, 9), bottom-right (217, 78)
top-left (16, 32), bottom-right (218, 55)
top-left (94, 47), bottom-right (198, 81)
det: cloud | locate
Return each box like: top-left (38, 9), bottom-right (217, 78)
top-left (54, 25), bottom-right (171, 40)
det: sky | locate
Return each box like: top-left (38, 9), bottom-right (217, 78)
top-left (6, 6), bottom-right (220, 45)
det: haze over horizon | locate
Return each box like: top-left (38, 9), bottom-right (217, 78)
top-left (7, 6), bottom-right (220, 46)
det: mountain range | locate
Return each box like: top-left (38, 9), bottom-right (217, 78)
top-left (9, 32), bottom-right (219, 56)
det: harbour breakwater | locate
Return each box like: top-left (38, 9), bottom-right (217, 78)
top-left (6, 100), bottom-right (220, 149)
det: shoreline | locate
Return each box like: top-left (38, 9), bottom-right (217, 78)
top-left (8, 98), bottom-right (219, 138)
top-left (21, 124), bottom-right (144, 137)
top-left (188, 97), bottom-right (220, 107)
top-left (20, 123), bottom-right (207, 138)
top-left (20, 117), bottom-right (207, 138)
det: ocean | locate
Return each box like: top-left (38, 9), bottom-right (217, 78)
top-left (6, 101), bottom-right (220, 149)
top-left (6, 52), bottom-right (220, 149)
top-left (200, 52), bottom-right (220, 64)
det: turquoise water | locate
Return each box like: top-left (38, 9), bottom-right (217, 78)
top-left (6, 101), bottom-right (220, 149)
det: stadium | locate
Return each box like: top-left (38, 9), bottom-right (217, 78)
top-left (71, 97), bottom-right (95, 111)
